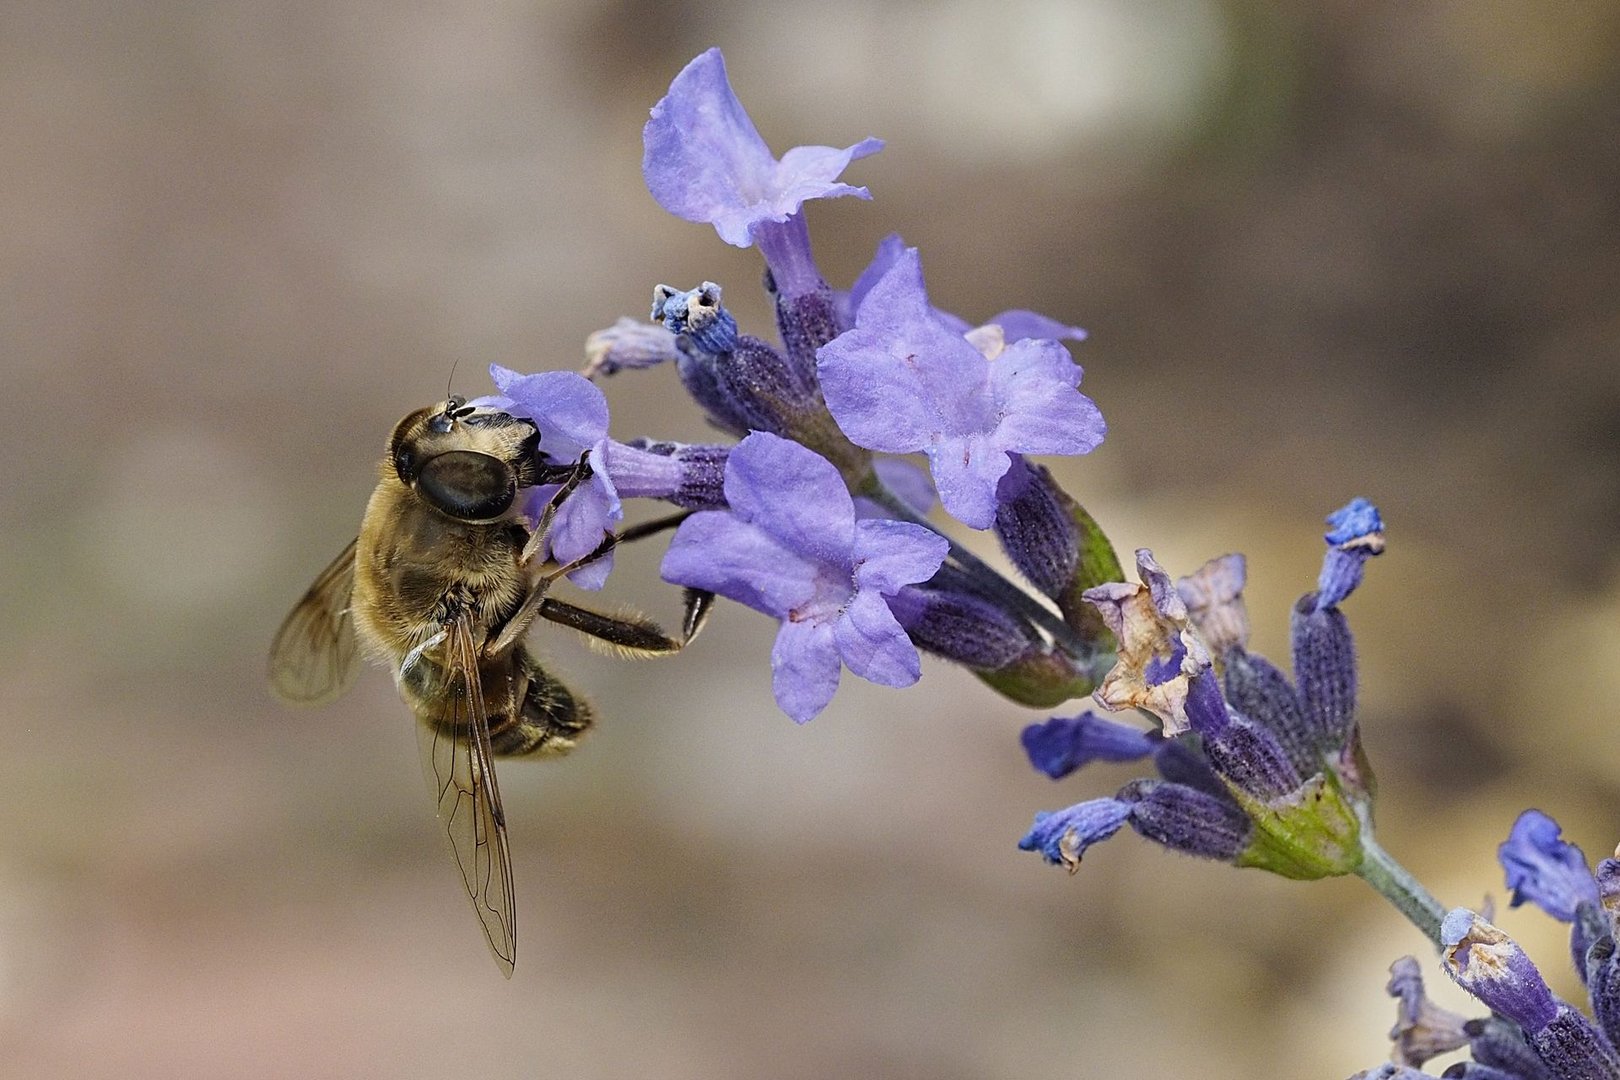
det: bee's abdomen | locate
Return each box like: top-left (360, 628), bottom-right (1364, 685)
top-left (490, 648), bottom-right (595, 758)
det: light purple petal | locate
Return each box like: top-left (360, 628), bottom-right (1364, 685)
top-left (660, 510), bottom-right (817, 619)
top-left (819, 251), bottom-right (993, 451)
top-left (723, 432), bottom-right (855, 569)
top-left (924, 433), bottom-right (1013, 530)
top-left (987, 339), bottom-right (1106, 456)
top-left (851, 519), bottom-right (948, 593)
top-left (488, 365), bottom-right (610, 462)
top-left (771, 618), bottom-right (842, 723)
top-left (846, 233), bottom-right (908, 316)
top-left (834, 589), bottom-right (921, 688)
top-left (643, 49), bottom-right (880, 248)
top-left (771, 139), bottom-right (883, 213)
top-left (546, 454), bottom-right (621, 591)
top-left (985, 310), bottom-right (1088, 344)
top-left (642, 49), bottom-right (775, 247)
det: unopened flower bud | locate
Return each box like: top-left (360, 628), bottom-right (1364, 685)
top-left (886, 580), bottom-right (1036, 672)
top-left (1116, 778), bottom-right (1252, 862)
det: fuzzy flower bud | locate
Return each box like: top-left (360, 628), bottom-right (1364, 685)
top-left (886, 578), bottom-right (1037, 672)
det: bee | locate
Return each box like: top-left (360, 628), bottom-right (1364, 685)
top-left (270, 396), bottom-right (710, 976)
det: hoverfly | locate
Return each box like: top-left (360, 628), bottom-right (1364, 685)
top-left (270, 396), bottom-right (710, 976)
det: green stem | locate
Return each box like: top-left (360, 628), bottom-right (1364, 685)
top-left (860, 480), bottom-right (1093, 661)
top-left (1356, 827), bottom-right (1446, 947)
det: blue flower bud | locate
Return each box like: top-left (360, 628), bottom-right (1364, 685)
top-left (1586, 937), bottom-right (1620, 1053)
top-left (1018, 798), bottom-right (1132, 872)
top-left (1115, 778), bottom-right (1252, 862)
top-left (653, 281), bottom-right (739, 355)
top-left (1318, 497), bottom-right (1384, 608)
top-left (1576, 901), bottom-right (1609, 984)
top-left (673, 347), bottom-right (751, 436)
top-left (1019, 713), bottom-right (1154, 781)
top-left (993, 457), bottom-right (1122, 647)
top-left (1204, 715), bottom-right (1303, 802)
top-left (1498, 810), bottom-right (1600, 923)
top-left (1222, 647), bottom-right (1317, 777)
top-left (1442, 909), bottom-right (1559, 1035)
top-left (992, 457), bottom-right (1079, 601)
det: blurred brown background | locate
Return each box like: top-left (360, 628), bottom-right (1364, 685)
top-left (3, 1), bottom-right (1619, 1077)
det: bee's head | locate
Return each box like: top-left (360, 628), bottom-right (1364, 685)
top-left (388, 398), bottom-right (542, 523)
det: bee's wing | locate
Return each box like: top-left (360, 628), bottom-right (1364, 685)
top-left (269, 539), bottom-right (360, 704)
top-left (417, 613), bottom-right (517, 977)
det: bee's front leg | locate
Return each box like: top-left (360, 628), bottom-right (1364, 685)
top-left (518, 454), bottom-right (594, 566)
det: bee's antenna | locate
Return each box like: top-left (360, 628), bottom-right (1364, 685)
top-left (445, 357), bottom-right (461, 403)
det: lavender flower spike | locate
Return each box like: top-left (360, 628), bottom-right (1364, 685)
top-left (1498, 809), bottom-right (1600, 923)
top-left (661, 432), bottom-right (947, 723)
top-left (817, 247), bottom-right (1106, 529)
top-left (643, 48), bottom-right (881, 294)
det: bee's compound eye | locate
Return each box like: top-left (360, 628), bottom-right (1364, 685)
top-left (415, 450), bottom-right (516, 522)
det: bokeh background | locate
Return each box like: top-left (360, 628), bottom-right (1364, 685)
top-left (4, 1), bottom-right (1620, 1077)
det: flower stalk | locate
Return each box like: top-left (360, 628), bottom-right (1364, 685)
top-left (1357, 825), bottom-right (1447, 946)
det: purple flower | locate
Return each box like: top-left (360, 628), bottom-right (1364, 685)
top-left (817, 247), bottom-right (1106, 529)
top-left (484, 365), bottom-right (621, 589)
top-left (642, 48), bottom-right (882, 251)
top-left (660, 432), bottom-right (947, 723)
top-left (841, 234), bottom-right (1088, 348)
top-left (1020, 713), bottom-right (1154, 780)
top-left (1498, 809), bottom-right (1599, 923)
